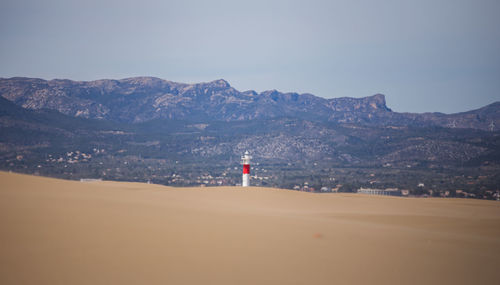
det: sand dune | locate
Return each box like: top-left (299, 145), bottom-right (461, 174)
top-left (1, 171), bottom-right (499, 285)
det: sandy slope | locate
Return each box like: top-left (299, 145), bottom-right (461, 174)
top-left (1, 171), bottom-right (499, 285)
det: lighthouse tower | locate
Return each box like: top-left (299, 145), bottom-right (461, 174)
top-left (241, 151), bottom-right (252, 187)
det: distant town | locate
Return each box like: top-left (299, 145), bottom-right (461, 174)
top-left (4, 146), bottom-right (499, 200)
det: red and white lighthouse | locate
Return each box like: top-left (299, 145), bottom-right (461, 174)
top-left (241, 151), bottom-right (252, 187)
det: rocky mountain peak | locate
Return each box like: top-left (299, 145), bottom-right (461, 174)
top-left (116, 76), bottom-right (171, 89)
top-left (370, 93), bottom-right (386, 103)
top-left (366, 93), bottom-right (390, 111)
top-left (208, 79), bottom-right (230, 88)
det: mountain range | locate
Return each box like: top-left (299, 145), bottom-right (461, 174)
top-left (1, 77), bottom-right (498, 130)
top-left (1, 76), bottom-right (499, 197)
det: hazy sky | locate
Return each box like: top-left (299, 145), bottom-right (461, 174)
top-left (1, 0), bottom-right (499, 113)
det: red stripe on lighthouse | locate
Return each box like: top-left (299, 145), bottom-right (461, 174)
top-left (243, 164), bottom-right (250, 174)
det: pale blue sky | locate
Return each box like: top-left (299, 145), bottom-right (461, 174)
top-left (1, 0), bottom-right (499, 113)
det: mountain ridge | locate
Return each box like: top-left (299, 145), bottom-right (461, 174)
top-left (0, 76), bottom-right (498, 130)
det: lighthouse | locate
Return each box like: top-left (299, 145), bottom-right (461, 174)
top-left (241, 151), bottom-right (252, 187)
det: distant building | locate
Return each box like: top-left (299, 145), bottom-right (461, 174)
top-left (358, 187), bottom-right (402, 196)
top-left (80, 178), bottom-right (102, 182)
top-left (303, 183), bottom-right (309, 191)
top-left (358, 188), bottom-right (387, 195)
top-left (320, 187), bottom-right (330, 192)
